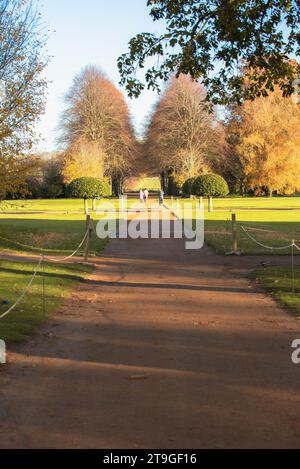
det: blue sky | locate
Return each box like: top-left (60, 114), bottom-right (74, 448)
top-left (37, 0), bottom-right (164, 152)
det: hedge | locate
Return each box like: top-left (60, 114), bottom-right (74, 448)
top-left (67, 177), bottom-right (111, 199)
top-left (192, 174), bottom-right (229, 197)
top-left (182, 177), bottom-right (197, 197)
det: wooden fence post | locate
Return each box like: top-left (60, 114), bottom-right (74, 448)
top-left (0, 339), bottom-right (6, 365)
top-left (84, 215), bottom-right (94, 263)
top-left (225, 213), bottom-right (240, 256)
top-left (84, 198), bottom-right (89, 215)
top-left (232, 213), bottom-right (238, 253)
top-left (208, 197), bottom-right (213, 212)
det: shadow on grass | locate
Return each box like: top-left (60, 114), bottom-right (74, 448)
top-left (204, 220), bottom-right (300, 255)
top-left (0, 266), bottom-right (89, 283)
top-left (0, 218), bottom-right (109, 254)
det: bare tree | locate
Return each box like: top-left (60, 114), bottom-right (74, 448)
top-left (60, 66), bottom-right (137, 195)
top-left (144, 75), bottom-right (223, 191)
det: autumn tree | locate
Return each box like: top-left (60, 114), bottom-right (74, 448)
top-left (62, 140), bottom-right (105, 184)
top-left (144, 75), bottom-right (224, 193)
top-left (60, 66), bottom-right (136, 195)
top-left (227, 87), bottom-right (300, 195)
top-left (0, 0), bottom-right (48, 199)
top-left (119, 0), bottom-right (300, 105)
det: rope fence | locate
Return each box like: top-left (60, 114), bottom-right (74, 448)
top-left (0, 257), bottom-right (43, 320)
top-left (0, 218), bottom-right (94, 322)
top-left (293, 243), bottom-right (300, 252)
top-left (241, 226), bottom-right (295, 251)
top-left (43, 229), bottom-right (89, 262)
top-left (0, 234), bottom-right (47, 252)
top-left (220, 213), bottom-right (300, 296)
top-left (239, 224), bottom-right (299, 296)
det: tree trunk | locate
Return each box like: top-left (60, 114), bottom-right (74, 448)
top-left (160, 171), bottom-right (166, 194)
top-left (112, 176), bottom-right (122, 197)
top-left (84, 198), bottom-right (89, 215)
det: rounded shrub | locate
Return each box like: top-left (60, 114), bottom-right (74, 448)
top-left (67, 177), bottom-right (111, 199)
top-left (182, 177), bottom-right (197, 197)
top-left (193, 174), bottom-right (229, 197)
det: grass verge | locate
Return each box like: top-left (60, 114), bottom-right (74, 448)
top-left (0, 198), bottom-right (140, 255)
top-left (0, 217), bottom-right (108, 256)
top-left (0, 259), bottom-right (93, 342)
top-left (254, 267), bottom-right (300, 317)
top-left (165, 197), bottom-right (300, 255)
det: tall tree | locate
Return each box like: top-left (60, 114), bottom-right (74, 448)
top-left (144, 75), bottom-right (223, 191)
top-left (118, 0), bottom-right (300, 105)
top-left (0, 0), bottom-right (48, 199)
top-left (227, 87), bottom-right (300, 195)
top-left (60, 66), bottom-right (136, 195)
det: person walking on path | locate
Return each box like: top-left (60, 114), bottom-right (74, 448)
top-left (159, 190), bottom-right (164, 206)
top-left (144, 189), bottom-right (149, 204)
top-left (139, 189), bottom-right (144, 204)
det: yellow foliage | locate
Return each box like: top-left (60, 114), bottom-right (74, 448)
top-left (231, 88), bottom-right (300, 194)
top-left (62, 141), bottom-right (105, 184)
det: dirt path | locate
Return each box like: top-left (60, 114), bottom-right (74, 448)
top-left (0, 208), bottom-right (300, 448)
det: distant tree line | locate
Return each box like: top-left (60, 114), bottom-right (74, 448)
top-left (5, 67), bottom-right (300, 200)
top-left (143, 72), bottom-right (300, 197)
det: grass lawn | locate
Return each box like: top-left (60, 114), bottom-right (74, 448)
top-left (0, 198), bottom-right (87, 213)
top-left (0, 197), bottom-right (160, 255)
top-left (2, 196), bottom-right (300, 257)
top-left (124, 177), bottom-right (161, 192)
top-left (0, 197), bottom-right (144, 213)
top-left (165, 197), bottom-right (300, 255)
top-left (0, 198), bottom-right (121, 255)
top-left (0, 260), bottom-right (93, 342)
top-left (255, 266), bottom-right (300, 317)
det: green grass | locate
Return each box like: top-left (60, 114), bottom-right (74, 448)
top-left (0, 260), bottom-right (93, 342)
top-left (255, 266), bottom-right (300, 317)
top-left (190, 196), bottom-right (300, 210)
top-left (0, 197), bottom-right (132, 214)
top-left (2, 197), bottom-right (300, 256)
top-left (0, 217), bottom-right (108, 256)
top-left (0, 198), bottom-right (120, 255)
top-left (165, 197), bottom-right (300, 255)
top-left (124, 177), bottom-right (161, 192)
top-left (0, 197), bottom-right (159, 255)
